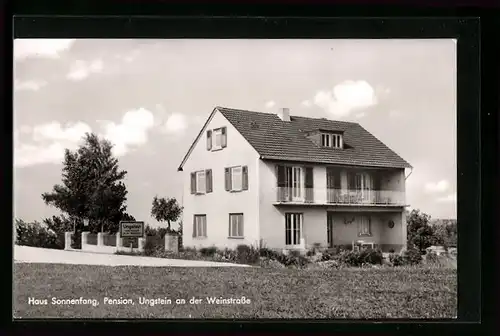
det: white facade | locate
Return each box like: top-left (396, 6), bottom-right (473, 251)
top-left (180, 109), bottom-right (408, 252)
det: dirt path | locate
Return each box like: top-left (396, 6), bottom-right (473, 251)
top-left (14, 246), bottom-right (251, 267)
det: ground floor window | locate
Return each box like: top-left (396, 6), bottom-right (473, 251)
top-left (193, 215), bottom-right (207, 238)
top-left (229, 213), bottom-right (244, 238)
top-left (358, 216), bottom-right (372, 236)
top-left (285, 213), bottom-right (302, 246)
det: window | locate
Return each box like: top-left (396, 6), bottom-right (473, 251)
top-left (213, 128), bottom-right (222, 150)
top-left (321, 133), bottom-right (342, 149)
top-left (285, 213), bottom-right (302, 246)
top-left (231, 166), bottom-right (243, 191)
top-left (196, 171), bottom-right (206, 194)
top-left (190, 169), bottom-right (212, 194)
top-left (358, 216), bottom-right (371, 236)
top-left (229, 214), bottom-right (244, 238)
top-left (193, 215), bottom-right (207, 238)
top-left (225, 166), bottom-right (248, 192)
top-left (207, 127), bottom-right (227, 151)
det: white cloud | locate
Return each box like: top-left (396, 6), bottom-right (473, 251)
top-left (32, 121), bottom-right (92, 143)
top-left (313, 80), bottom-right (377, 118)
top-left (14, 121), bottom-right (92, 167)
top-left (66, 59), bottom-right (104, 81)
top-left (101, 108), bottom-right (155, 156)
top-left (437, 192), bottom-right (457, 203)
top-left (265, 100), bottom-right (276, 109)
top-left (14, 39), bottom-right (75, 60)
top-left (301, 100), bottom-right (312, 108)
top-left (355, 112), bottom-right (366, 119)
top-left (14, 79), bottom-right (47, 92)
top-left (164, 113), bottom-right (188, 133)
top-left (425, 180), bottom-right (450, 193)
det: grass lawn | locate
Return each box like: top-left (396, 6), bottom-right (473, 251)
top-left (13, 263), bottom-right (457, 319)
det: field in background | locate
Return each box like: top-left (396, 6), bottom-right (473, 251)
top-left (13, 263), bottom-right (457, 319)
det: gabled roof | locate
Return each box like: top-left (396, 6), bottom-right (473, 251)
top-left (178, 106), bottom-right (412, 170)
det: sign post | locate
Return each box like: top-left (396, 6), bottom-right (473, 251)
top-left (119, 221), bottom-right (145, 251)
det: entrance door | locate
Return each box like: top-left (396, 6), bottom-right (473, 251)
top-left (285, 213), bottom-right (303, 247)
top-left (327, 212), bottom-right (334, 248)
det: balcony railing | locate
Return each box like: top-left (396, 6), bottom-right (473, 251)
top-left (276, 187), bottom-right (405, 206)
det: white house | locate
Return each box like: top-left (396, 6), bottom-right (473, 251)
top-left (178, 107), bottom-right (412, 252)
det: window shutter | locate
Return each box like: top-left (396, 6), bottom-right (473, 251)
top-left (190, 172), bottom-right (196, 194)
top-left (334, 169), bottom-right (341, 189)
top-left (206, 130), bottom-right (212, 150)
top-left (373, 172), bottom-right (381, 190)
top-left (276, 164), bottom-right (286, 187)
top-left (192, 216), bottom-right (196, 237)
top-left (206, 169), bottom-right (213, 193)
top-left (242, 166), bottom-right (248, 190)
top-left (347, 172), bottom-right (354, 190)
top-left (305, 167), bottom-right (314, 202)
top-left (221, 127), bottom-right (227, 148)
top-left (224, 168), bottom-right (231, 191)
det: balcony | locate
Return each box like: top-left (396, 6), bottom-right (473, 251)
top-left (275, 187), bottom-right (406, 206)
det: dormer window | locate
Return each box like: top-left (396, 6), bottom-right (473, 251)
top-left (321, 133), bottom-right (343, 149)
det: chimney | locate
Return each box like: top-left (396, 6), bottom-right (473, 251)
top-left (278, 107), bottom-right (290, 121)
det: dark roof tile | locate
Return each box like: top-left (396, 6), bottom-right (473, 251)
top-left (217, 107), bottom-right (412, 169)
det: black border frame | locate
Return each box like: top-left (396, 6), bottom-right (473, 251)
top-left (7, 9), bottom-right (490, 335)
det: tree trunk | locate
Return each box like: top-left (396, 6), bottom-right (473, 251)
top-left (167, 220), bottom-right (171, 231)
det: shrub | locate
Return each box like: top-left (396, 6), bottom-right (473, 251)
top-left (199, 246), bottom-right (217, 257)
top-left (143, 239), bottom-right (157, 256)
top-left (236, 244), bottom-right (260, 264)
top-left (425, 251), bottom-right (439, 264)
top-left (71, 231), bottom-right (81, 249)
top-left (336, 248), bottom-right (384, 267)
top-left (403, 248), bottom-right (422, 265)
top-left (389, 253), bottom-right (405, 266)
top-left (282, 250), bottom-right (309, 268)
top-left (306, 249), bottom-right (315, 257)
top-left (15, 219), bottom-right (64, 249)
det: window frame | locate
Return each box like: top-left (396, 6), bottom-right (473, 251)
top-left (321, 133), bottom-right (343, 149)
top-left (228, 213), bottom-right (244, 239)
top-left (193, 214), bottom-right (207, 239)
top-left (195, 170), bottom-right (206, 194)
top-left (212, 128), bottom-right (223, 150)
top-left (230, 166), bottom-right (243, 191)
top-left (358, 216), bottom-right (372, 237)
top-left (285, 212), bottom-right (303, 246)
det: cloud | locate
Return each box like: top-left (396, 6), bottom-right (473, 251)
top-left (14, 122), bottom-right (92, 167)
top-left (313, 80), bottom-right (377, 118)
top-left (265, 100), bottom-right (276, 109)
top-left (14, 79), bottom-right (47, 92)
top-left (425, 180), bottom-right (450, 193)
top-left (437, 192), bottom-right (457, 203)
top-left (101, 108), bottom-right (155, 156)
top-left (355, 112), bottom-right (366, 119)
top-left (14, 39), bottom-right (75, 60)
top-left (164, 113), bottom-right (188, 133)
top-left (66, 59), bottom-right (104, 81)
top-left (301, 100), bottom-right (312, 108)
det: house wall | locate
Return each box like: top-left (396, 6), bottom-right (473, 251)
top-left (181, 110), bottom-right (261, 250)
top-left (258, 160), bottom-right (407, 252)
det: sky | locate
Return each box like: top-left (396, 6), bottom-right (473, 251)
top-left (13, 39), bottom-right (457, 227)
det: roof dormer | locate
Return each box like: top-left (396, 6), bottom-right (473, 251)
top-left (320, 131), bottom-right (343, 149)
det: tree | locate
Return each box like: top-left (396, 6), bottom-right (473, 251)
top-left (150, 196), bottom-right (183, 231)
top-left (41, 133), bottom-right (134, 234)
top-left (406, 209), bottom-right (438, 253)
